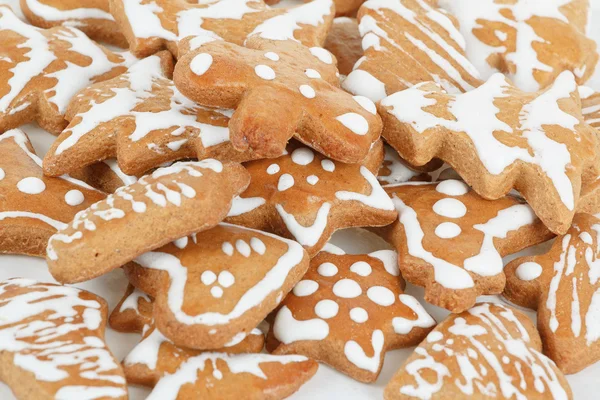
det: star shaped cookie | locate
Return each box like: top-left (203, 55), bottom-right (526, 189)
top-left (0, 128), bottom-right (105, 257)
top-left (267, 248), bottom-right (435, 382)
top-left (379, 71), bottom-right (600, 234)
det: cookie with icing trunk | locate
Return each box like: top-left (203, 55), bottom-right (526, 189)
top-left (175, 37), bottom-right (382, 163)
top-left (43, 51), bottom-right (257, 177)
top-left (439, 0), bottom-right (598, 92)
top-left (0, 278), bottom-right (127, 400)
top-left (0, 129), bottom-right (105, 257)
top-left (379, 71), bottom-right (600, 235)
top-left (504, 213), bottom-right (600, 374)
top-left (225, 142), bottom-right (396, 257)
top-left (109, 0), bottom-right (334, 58)
top-left (384, 302), bottom-right (572, 400)
top-left (0, 6), bottom-right (135, 134)
top-left (342, 0), bottom-right (482, 102)
top-left (46, 159), bottom-right (250, 283)
top-left (123, 223), bottom-right (309, 350)
top-left (323, 17), bottom-right (362, 76)
top-left (267, 248), bottom-right (435, 382)
top-left (374, 180), bottom-right (553, 313)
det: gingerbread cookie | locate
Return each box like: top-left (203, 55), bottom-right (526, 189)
top-left (0, 6), bottom-right (135, 134)
top-left (124, 223), bottom-right (309, 350)
top-left (343, 0), bottom-right (482, 102)
top-left (109, 0), bottom-right (335, 58)
top-left (377, 145), bottom-right (433, 186)
top-left (44, 51), bottom-right (257, 177)
top-left (375, 180), bottom-right (553, 313)
top-left (580, 85), bottom-right (600, 130)
top-left (504, 213), bottom-right (600, 374)
top-left (267, 248), bottom-right (435, 382)
top-left (439, 0), bottom-right (598, 91)
top-left (379, 71), bottom-right (600, 234)
top-left (0, 278), bottom-right (127, 400)
top-left (175, 37), bottom-right (382, 163)
top-left (0, 129), bottom-right (105, 257)
top-left (384, 302), bottom-right (572, 400)
top-left (47, 159), bottom-right (250, 284)
top-left (323, 17), bottom-right (362, 76)
top-left (225, 142), bottom-right (396, 257)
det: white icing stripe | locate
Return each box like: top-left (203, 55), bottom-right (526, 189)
top-left (275, 202), bottom-right (331, 247)
top-left (24, 0), bottom-right (114, 22)
top-left (0, 211), bottom-right (67, 230)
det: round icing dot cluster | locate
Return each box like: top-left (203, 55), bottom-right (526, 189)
top-left (201, 270), bottom-right (235, 298)
top-left (221, 237), bottom-right (266, 257)
top-left (432, 180), bottom-right (470, 239)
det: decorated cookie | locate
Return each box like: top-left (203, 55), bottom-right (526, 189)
top-left (0, 278), bottom-right (127, 400)
top-left (323, 17), bottom-right (362, 76)
top-left (439, 0), bottom-right (598, 92)
top-left (377, 145), bottom-right (434, 186)
top-left (175, 37), bottom-right (382, 163)
top-left (124, 223), bottom-right (309, 350)
top-left (379, 71), bottom-right (600, 234)
top-left (343, 0), bottom-right (482, 102)
top-left (0, 6), bottom-right (135, 134)
top-left (19, 0), bottom-right (127, 47)
top-left (47, 159), bottom-right (250, 283)
top-left (44, 51), bottom-right (256, 177)
top-left (109, 0), bottom-right (334, 58)
top-left (375, 180), bottom-right (553, 313)
top-left (580, 85), bottom-right (600, 130)
top-left (267, 248), bottom-right (435, 382)
top-left (225, 142), bottom-right (396, 257)
top-left (384, 302), bottom-right (572, 400)
top-left (504, 213), bottom-right (600, 374)
top-left (0, 129), bottom-right (105, 257)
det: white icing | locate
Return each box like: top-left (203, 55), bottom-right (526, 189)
top-left (277, 173), bottom-right (295, 192)
top-left (392, 294), bottom-right (436, 334)
top-left (378, 145), bottom-right (420, 185)
top-left (309, 47), bottom-right (333, 64)
top-left (317, 262), bottom-right (338, 277)
top-left (255, 64), bottom-right (276, 80)
top-left (515, 262), bottom-right (543, 281)
top-left (306, 175), bottom-right (319, 185)
top-left (344, 329), bottom-right (384, 373)
top-left (273, 306), bottom-right (329, 343)
top-left (436, 180), bottom-right (469, 196)
top-left (201, 271), bottom-right (217, 285)
top-left (299, 84), bottom-right (316, 99)
top-left (190, 53), bottom-right (213, 76)
top-left (332, 279), bottom-right (362, 298)
top-left (293, 280), bottom-right (319, 297)
top-left (350, 261), bottom-right (372, 276)
top-left (349, 307), bottom-right (368, 323)
top-left (228, 196), bottom-right (266, 217)
top-left (291, 147), bottom-right (315, 166)
top-left (264, 52), bottom-right (279, 61)
top-left (17, 176), bottom-right (46, 195)
top-left (266, 164), bottom-right (280, 174)
top-left (65, 190), bottom-right (85, 206)
top-left (335, 113), bottom-right (369, 135)
top-left (366, 286), bottom-right (395, 306)
top-left (314, 299), bottom-right (339, 319)
top-left (432, 198), bottom-right (467, 218)
top-left (434, 222), bottom-right (461, 239)
top-left (305, 68), bottom-right (321, 79)
top-left (321, 159), bottom-right (335, 172)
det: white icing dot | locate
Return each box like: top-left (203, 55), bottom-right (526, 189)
top-left (211, 286), bottom-right (223, 298)
top-left (306, 175), bottom-right (319, 185)
top-left (309, 47), bottom-right (333, 64)
top-left (277, 174), bottom-right (295, 191)
top-left (516, 262), bottom-right (543, 281)
top-left (336, 113), bottom-right (369, 135)
top-left (218, 271), bottom-right (235, 288)
top-left (250, 237), bottom-right (266, 255)
top-left (436, 180), bottom-right (469, 196)
top-left (427, 331), bottom-right (443, 342)
top-left (235, 239), bottom-right (251, 257)
top-left (350, 261), bottom-right (372, 277)
top-left (64, 190), bottom-right (84, 206)
top-left (353, 96), bottom-right (377, 115)
top-left (314, 299), bottom-right (339, 319)
top-left (293, 280), bottom-right (319, 297)
top-left (266, 164), bottom-right (280, 175)
top-left (291, 148), bottom-right (314, 165)
top-left (201, 271), bottom-right (217, 285)
top-left (0, 168), bottom-right (4, 180)
top-left (255, 65), bottom-right (276, 80)
top-left (299, 84), bottom-right (316, 99)
top-left (333, 279), bottom-right (362, 298)
top-left (432, 198), bottom-right (467, 218)
top-left (321, 159), bottom-right (335, 172)
top-left (174, 237), bottom-right (188, 249)
top-left (305, 69), bottom-right (321, 79)
top-left (17, 177), bottom-right (45, 194)
top-left (190, 53), bottom-right (213, 76)
top-left (367, 286), bottom-right (395, 306)
top-left (350, 307), bottom-right (368, 323)
top-left (222, 242), bottom-right (234, 256)
top-left (264, 52), bottom-right (279, 61)
top-left (317, 262), bottom-right (338, 277)
top-left (434, 222), bottom-right (462, 239)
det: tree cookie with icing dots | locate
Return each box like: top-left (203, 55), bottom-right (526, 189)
top-left (225, 142), bottom-right (396, 257)
top-left (0, 278), bottom-right (127, 400)
top-left (43, 51), bottom-right (257, 177)
top-left (375, 179), bottom-right (553, 313)
top-left (46, 159), bottom-right (250, 284)
top-left (123, 223), bottom-right (309, 350)
top-left (0, 6), bottom-right (135, 134)
top-left (342, 0), bottom-right (482, 102)
top-left (109, 0), bottom-right (335, 58)
top-left (0, 129), bottom-right (105, 257)
top-left (384, 302), bottom-right (572, 400)
top-left (379, 71), bottom-right (600, 235)
top-left (439, 0), bottom-right (598, 92)
top-left (175, 37), bottom-right (382, 163)
top-left (267, 247), bottom-right (435, 383)
top-left (504, 213), bottom-right (600, 374)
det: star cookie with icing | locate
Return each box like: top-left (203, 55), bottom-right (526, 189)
top-left (225, 142), bottom-right (396, 257)
top-left (343, 0), bottom-right (482, 102)
top-left (379, 71), bottom-right (600, 234)
top-left (0, 278), bottom-right (127, 400)
top-left (384, 302), bottom-right (572, 400)
top-left (0, 6), bottom-right (134, 134)
top-left (0, 129), bottom-right (105, 257)
top-left (124, 223), bottom-right (309, 350)
top-left (175, 37), bottom-right (382, 163)
top-left (504, 213), bottom-right (600, 374)
top-left (267, 247), bottom-right (435, 382)
top-left (46, 159), bottom-right (250, 284)
top-left (376, 180), bottom-right (553, 313)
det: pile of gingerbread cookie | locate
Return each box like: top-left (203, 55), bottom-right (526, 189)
top-left (1, 0), bottom-right (600, 398)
